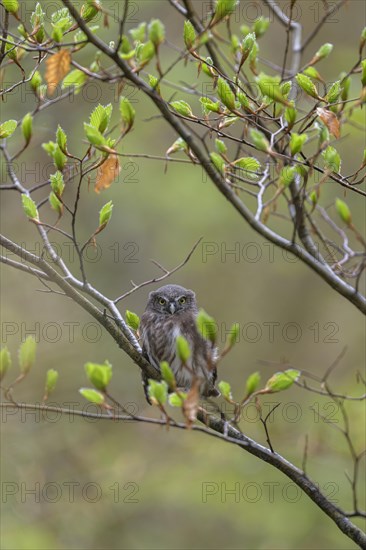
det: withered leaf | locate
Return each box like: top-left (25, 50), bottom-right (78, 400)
top-left (46, 49), bottom-right (71, 95)
top-left (316, 107), bottom-right (340, 139)
top-left (182, 378), bottom-right (200, 429)
top-left (95, 154), bottom-right (121, 193)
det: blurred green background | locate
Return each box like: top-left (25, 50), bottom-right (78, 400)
top-left (1, 1), bottom-right (365, 549)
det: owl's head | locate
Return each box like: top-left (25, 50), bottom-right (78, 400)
top-left (147, 284), bottom-right (197, 315)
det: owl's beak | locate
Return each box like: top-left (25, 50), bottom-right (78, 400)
top-left (169, 302), bottom-right (176, 314)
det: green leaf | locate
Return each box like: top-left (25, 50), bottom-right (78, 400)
top-left (210, 152), bottom-right (226, 174)
top-left (160, 361), bottom-right (176, 389)
top-left (18, 336), bottom-right (36, 374)
top-left (90, 104), bottom-right (112, 134)
top-left (49, 192), bottom-right (63, 215)
top-left (119, 96), bottom-right (136, 128)
top-left (45, 369), bottom-right (59, 394)
top-left (257, 73), bottom-right (288, 105)
top-left (50, 171), bottom-right (65, 196)
top-left (322, 146), bottom-right (341, 172)
top-left (31, 71), bottom-right (42, 90)
top-left (136, 41), bottom-right (155, 66)
top-left (21, 113), bottom-right (33, 144)
top-left (84, 123), bottom-right (107, 148)
top-left (130, 22), bottom-right (146, 43)
top-left (245, 371), bottom-right (261, 395)
top-left (85, 361), bottom-right (112, 391)
top-left (226, 322), bottom-right (240, 347)
top-left (148, 380), bottom-right (168, 406)
top-left (279, 166), bottom-right (297, 187)
top-left (218, 380), bottom-right (232, 401)
top-left (148, 19), bottom-right (165, 46)
top-left (250, 129), bottom-right (269, 152)
top-left (62, 69), bottom-right (87, 93)
top-left (265, 369), bottom-right (300, 392)
top-left (217, 77), bottom-right (236, 111)
top-left (314, 43), bottom-right (333, 61)
top-left (3, 0), bottom-right (19, 14)
top-left (335, 198), bottom-right (351, 224)
top-left (289, 133), bottom-right (308, 155)
top-left (240, 32), bottom-right (255, 62)
top-left (125, 310), bottom-right (140, 331)
top-left (200, 97), bottom-right (221, 114)
top-left (215, 139), bottom-right (227, 154)
top-left (21, 194), bottom-right (39, 220)
top-left (212, 0), bottom-right (238, 24)
top-left (361, 60), bottom-right (366, 87)
top-left (168, 392), bottom-right (187, 407)
top-left (233, 157), bottom-right (261, 179)
top-left (53, 146), bottom-right (66, 171)
top-left (176, 335), bottom-right (191, 362)
top-left (0, 347), bottom-right (12, 382)
top-left (183, 20), bottom-right (196, 49)
top-left (99, 200), bottom-right (113, 226)
top-left (326, 80), bottom-right (342, 104)
top-left (285, 104), bottom-right (297, 128)
top-left (296, 73), bottom-right (320, 99)
top-left (170, 100), bottom-right (193, 117)
top-left (253, 17), bottom-right (269, 38)
top-left (148, 74), bottom-right (160, 93)
top-left (196, 309), bottom-right (217, 344)
top-left (56, 125), bottom-right (67, 151)
top-left (201, 56), bottom-right (216, 78)
top-left (237, 90), bottom-right (251, 110)
top-left (0, 119), bottom-right (17, 139)
top-left (79, 388), bottom-right (105, 405)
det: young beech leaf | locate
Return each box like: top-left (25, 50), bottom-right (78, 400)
top-left (253, 17), bottom-right (270, 38)
top-left (289, 133), bottom-right (308, 155)
top-left (233, 157), bottom-right (261, 179)
top-left (196, 309), bottom-right (217, 343)
top-left (148, 380), bottom-right (168, 406)
top-left (279, 166), bottom-right (297, 187)
top-left (45, 369), bottom-right (59, 394)
top-left (148, 19), bottom-right (165, 46)
top-left (99, 200), bottom-right (113, 227)
top-left (3, 0), bottom-right (19, 14)
top-left (18, 336), bottom-right (36, 374)
top-left (245, 371), bottom-right (261, 395)
top-left (50, 171), bottom-right (65, 196)
top-left (218, 380), bottom-right (232, 401)
top-left (265, 369), bottom-right (300, 392)
top-left (56, 125), bottom-right (67, 151)
top-left (210, 152), bottom-right (226, 174)
top-left (160, 361), bottom-right (176, 389)
top-left (0, 119), bottom-right (17, 139)
top-left (226, 322), bottom-right (240, 347)
top-left (211, 0), bottom-right (238, 25)
top-left (119, 96), bottom-right (136, 129)
top-left (79, 388), bottom-right (105, 405)
top-left (85, 361), bottom-right (113, 391)
top-left (125, 310), bottom-right (140, 331)
top-left (0, 347), bottom-right (12, 382)
top-left (335, 198), bottom-right (352, 225)
top-left (130, 22), bottom-right (146, 43)
top-left (183, 20), bottom-right (196, 49)
top-left (90, 104), bottom-right (112, 133)
top-left (215, 139), bottom-right (227, 154)
top-left (49, 192), bottom-right (63, 215)
top-left (21, 194), bottom-right (39, 220)
top-left (250, 129), bottom-right (269, 152)
top-left (295, 73), bottom-right (321, 100)
top-left (21, 113), bottom-right (32, 144)
top-left (169, 392), bottom-right (187, 407)
top-left (170, 100), bottom-right (193, 117)
top-left (176, 335), bottom-right (191, 363)
top-left (322, 146), bottom-right (341, 172)
top-left (217, 77), bottom-right (236, 111)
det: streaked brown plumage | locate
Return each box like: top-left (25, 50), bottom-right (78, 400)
top-left (139, 284), bottom-right (218, 399)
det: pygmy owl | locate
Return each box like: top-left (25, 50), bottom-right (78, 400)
top-left (139, 284), bottom-right (219, 399)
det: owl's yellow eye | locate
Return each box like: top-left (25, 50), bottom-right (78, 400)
top-left (179, 297), bottom-right (186, 304)
top-left (159, 298), bottom-right (166, 305)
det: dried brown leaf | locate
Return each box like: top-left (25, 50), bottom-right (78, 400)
top-left (316, 107), bottom-right (340, 139)
top-left (45, 49), bottom-right (71, 95)
top-left (182, 378), bottom-right (200, 429)
top-left (95, 154), bottom-right (121, 193)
